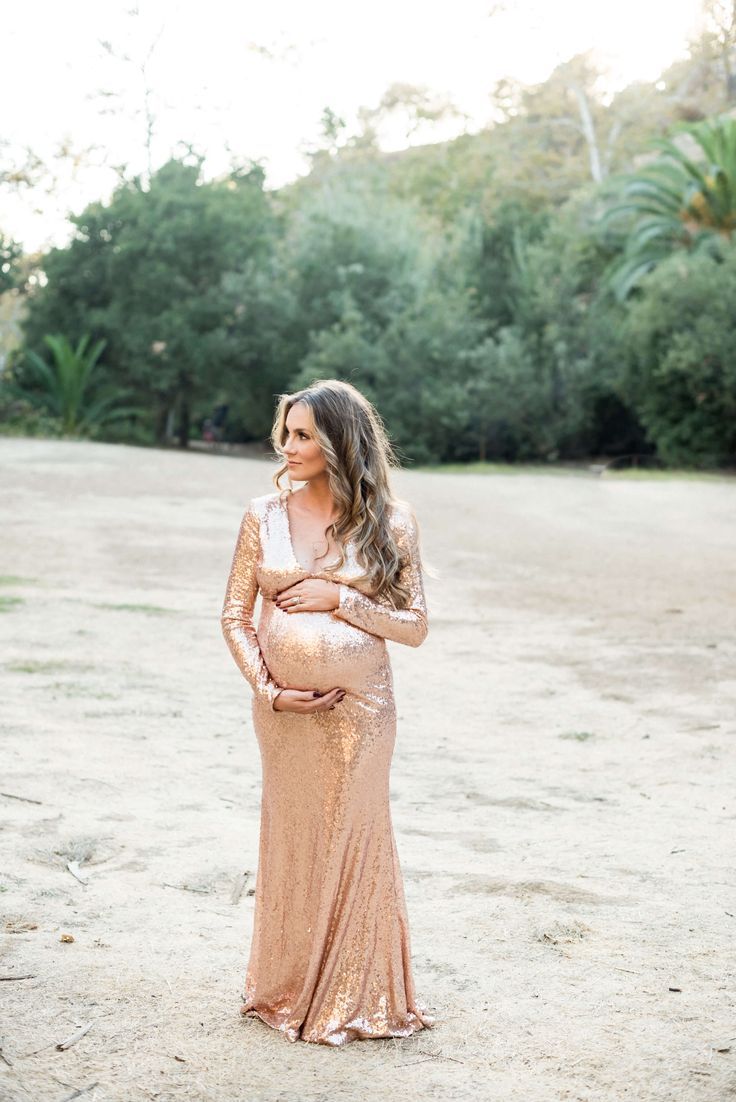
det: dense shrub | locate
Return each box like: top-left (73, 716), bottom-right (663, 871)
top-left (623, 250), bottom-right (736, 467)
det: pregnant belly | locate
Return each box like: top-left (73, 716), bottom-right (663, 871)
top-left (257, 603), bottom-right (387, 693)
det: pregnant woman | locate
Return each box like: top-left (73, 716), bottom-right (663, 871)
top-left (220, 378), bottom-right (436, 1047)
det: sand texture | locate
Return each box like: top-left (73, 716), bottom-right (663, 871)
top-left (0, 437), bottom-right (734, 1101)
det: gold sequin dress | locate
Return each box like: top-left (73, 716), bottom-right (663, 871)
top-left (221, 488), bottom-right (435, 1046)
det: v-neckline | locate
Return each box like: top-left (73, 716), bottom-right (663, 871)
top-left (279, 490), bottom-right (342, 575)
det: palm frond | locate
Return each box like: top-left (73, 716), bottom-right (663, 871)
top-left (601, 117), bottom-right (736, 298)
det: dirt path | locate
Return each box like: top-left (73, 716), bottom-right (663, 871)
top-left (1, 437), bottom-right (734, 1102)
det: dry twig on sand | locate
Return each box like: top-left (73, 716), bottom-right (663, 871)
top-left (57, 1082), bottom-right (100, 1102)
top-left (0, 791), bottom-right (42, 804)
top-left (55, 1023), bottom-right (92, 1051)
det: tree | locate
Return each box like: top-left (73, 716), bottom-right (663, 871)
top-left (96, 11), bottom-right (169, 186)
top-left (602, 115), bottom-right (736, 299)
top-left (697, 0), bottom-right (736, 101)
top-left (0, 232), bottom-right (22, 293)
top-left (284, 178), bottom-right (485, 463)
top-left (22, 158), bottom-right (280, 445)
top-left (357, 82), bottom-right (465, 144)
top-left (623, 248), bottom-right (736, 466)
top-left (488, 54), bottom-right (614, 197)
top-left (10, 334), bottom-right (138, 435)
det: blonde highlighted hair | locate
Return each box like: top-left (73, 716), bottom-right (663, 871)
top-left (270, 378), bottom-right (423, 608)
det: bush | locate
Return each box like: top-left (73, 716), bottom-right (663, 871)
top-left (0, 388), bottom-right (64, 437)
top-left (623, 250), bottom-right (736, 467)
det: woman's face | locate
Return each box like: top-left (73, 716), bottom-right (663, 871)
top-left (282, 402), bottom-right (327, 481)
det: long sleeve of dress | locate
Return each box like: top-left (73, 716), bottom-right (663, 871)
top-left (332, 509), bottom-right (428, 647)
top-left (221, 505), bottom-right (283, 709)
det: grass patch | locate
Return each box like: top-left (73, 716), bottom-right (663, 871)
top-left (416, 461), bottom-right (585, 477)
top-left (0, 575), bottom-right (37, 585)
top-left (0, 596), bottom-right (24, 612)
top-left (559, 730), bottom-right (596, 741)
top-left (602, 467), bottom-right (734, 482)
top-left (6, 659), bottom-right (96, 674)
top-left (91, 602), bottom-right (176, 615)
top-left (414, 461), bottom-right (735, 482)
top-left (47, 681), bottom-right (117, 699)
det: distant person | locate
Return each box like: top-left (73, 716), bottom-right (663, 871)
top-left (220, 378), bottom-right (436, 1046)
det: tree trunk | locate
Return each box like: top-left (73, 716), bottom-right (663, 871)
top-left (154, 403), bottom-right (168, 444)
top-left (570, 82), bottom-right (604, 184)
top-left (177, 392), bottom-right (190, 448)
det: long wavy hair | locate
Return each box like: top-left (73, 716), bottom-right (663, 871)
top-left (270, 379), bottom-right (424, 608)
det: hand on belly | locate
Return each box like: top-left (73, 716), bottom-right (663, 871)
top-left (259, 606), bottom-right (386, 694)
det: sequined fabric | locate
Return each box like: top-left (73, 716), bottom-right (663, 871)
top-left (220, 488), bottom-right (435, 1046)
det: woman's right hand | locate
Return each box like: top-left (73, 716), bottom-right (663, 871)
top-left (273, 687), bottom-right (346, 713)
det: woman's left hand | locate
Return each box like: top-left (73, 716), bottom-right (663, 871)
top-left (273, 577), bottom-right (340, 613)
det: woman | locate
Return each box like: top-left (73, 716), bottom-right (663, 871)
top-left (220, 378), bottom-right (435, 1047)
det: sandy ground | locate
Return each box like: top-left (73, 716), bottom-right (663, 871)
top-left (0, 436), bottom-right (734, 1102)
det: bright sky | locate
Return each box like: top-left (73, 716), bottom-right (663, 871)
top-left (2, 0), bottom-right (704, 251)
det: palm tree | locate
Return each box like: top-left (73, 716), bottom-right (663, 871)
top-left (602, 115), bottom-right (736, 300)
top-left (20, 334), bottom-right (140, 436)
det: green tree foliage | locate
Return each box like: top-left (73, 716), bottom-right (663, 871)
top-left (0, 232), bottom-right (22, 293)
top-left (14, 334), bottom-right (139, 435)
top-left (603, 116), bottom-right (736, 299)
top-left (11, 45), bottom-right (736, 469)
top-left (622, 248), bottom-right (736, 466)
top-left (22, 158), bottom-right (282, 444)
top-left (691, 0), bottom-right (736, 104)
top-left (458, 190), bottom-right (643, 460)
top-left (465, 198), bottom-right (549, 331)
top-left (286, 181), bottom-right (485, 463)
